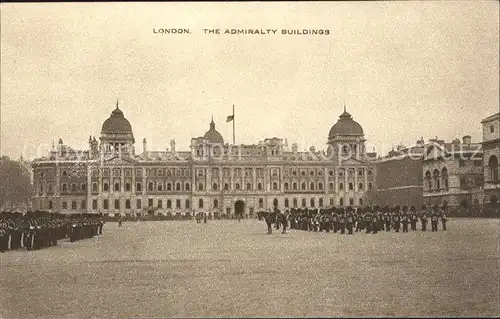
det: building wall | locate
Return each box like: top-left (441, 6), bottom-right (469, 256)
top-left (372, 156), bottom-right (423, 206)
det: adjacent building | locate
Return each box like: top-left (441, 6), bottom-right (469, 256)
top-left (481, 112), bottom-right (500, 205)
top-left (31, 103), bottom-right (375, 217)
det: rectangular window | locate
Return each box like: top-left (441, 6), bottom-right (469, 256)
top-left (81, 200), bottom-right (86, 209)
top-left (125, 182), bottom-right (131, 191)
top-left (103, 199), bottom-right (109, 210)
top-left (62, 201), bottom-right (67, 209)
top-left (92, 183), bottom-right (98, 192)
top-left (71, 201), bottom-right (77, 209)
top-left (185, 199), bottom-right (190, 209)
top-left (148, 198), bottom-right (153, 207)
top-left (92, 199), bottom-right (98, 210)
top-left (125, 169), bottom-right (132, 177)
top-left (158, 200), bottom-right (163, 209)
top-left (114, 182), bottom-right (120, 191)
top-left (176, 199), bottom-right (181, 209)
top-left (491, 125), bottom-right (495, 133)
top-left (48, 200), bottom-right (53, 209)
top-left (113, 168), bottom-right (121, 177)
top-left (136, 199), bottom-right (142, 209)
top-left (115, 200), bottom-right (120, 209)
top-left (125, 200), bottom-right (131, 209)
top-left (136, 182), bottom-right (142, 192)
top-left (136, 169), bottom-right (142, 177)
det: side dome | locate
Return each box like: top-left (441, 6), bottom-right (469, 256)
top-left (328, 108), bottom-right (364, 138)
top-left (101, 105), bottom-right (133, 134)
top-left (203, 118), bottom-right (224, 144)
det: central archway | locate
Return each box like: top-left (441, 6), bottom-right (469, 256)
top-left (235, 200), bottom-right (245, 219)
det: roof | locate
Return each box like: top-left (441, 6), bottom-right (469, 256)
top-left (328, 108), bottom-right (364, 138)
top-left (203, 119), bottom-right (224, 144)
top-left (481, 112), bottom-right (500, 123)
top-left (101, 105), bottom-right (133, 134)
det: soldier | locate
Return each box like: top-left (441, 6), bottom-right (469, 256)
top-left (332, 211), bottom-right (339, 233)
top-left (410, 206), bottom-right (418, 231)
top-left (118, 215), bottom-right (123, 228)
top-left (364, 209), bottom-right (372, 234)
top-left (281, 210), bottom-right (288, 234)
top-left (431, 206), bottom-right (439, 232)
top-left (392, 207), bottom-right (401, 233)
top-left (0, 221), bottom-right (8, 253)
top-left (420, 206), bottom-right (428, 231)
top-left (264, 211), bottom-right (273, 234)
top-left (371, 209), bottom-right (378, 234)
top-left (441, 209), bottom-right (448, 231)
top-left (203, 213), bottom-right (208, 224)
top-left (401, 207), bottom-right (409, 233)
top-left (346, 210), bottom-right (354, 235)
top-left (339, 209), bottom-right (346, 234)
top-left (384, 207), bottom-right (391, 232)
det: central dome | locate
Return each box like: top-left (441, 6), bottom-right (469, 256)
top-left (328, 107), bottom-right (364, 138)
top-left (203, 118), bottom-right (224, 144)
top-left (101, 103), bottom-right (133, 134)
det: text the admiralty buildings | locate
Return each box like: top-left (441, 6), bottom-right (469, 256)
top-left (31, 103), bottom-right (378, 217)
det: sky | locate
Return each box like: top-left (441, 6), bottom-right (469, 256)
top-left (1, 2), bottom-right (499, 160)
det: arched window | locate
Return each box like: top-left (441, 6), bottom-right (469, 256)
top-left (185, 199), bottom-right (190, 208)
top-left (284, 198), bottom-right (289, 207)
top-left (103, 199), bottom-right (109, 209)
top-left (319, 198), bottom-right (323, 207)
top-left (301, 198), bottom-right (306, 207)
top-left (272, 182), bottom-right (278, 190)
top-left (441, 167), bottom-right (449, 190)
top-left (213, 199), bottom-right (218, 208)
top-left (358, 183), bottom-right (363, 191)
top-left (339, 198), bottom-right (344, 206)
top-left (71, 183), bottom-right (77, 192)
top-left (425, 170), bottom-right (432, 190)
top-left (247, 183), bottom-right (252, 190)
top-left (310, 183), bottom-right (315, 190)
top-left (225, 183), bottom-right (230, 190)
top-left (198, 199), bottom-right (204, 208)
top-left (284, 182), bottom-right (289, 190)
top-left (339, 182), bottom-right (344, 190)
top-left (125, 199), bottom-right (131, 209)
top-left (293, 182), bottom-right (297, 190)
top-left (273, 198), bottom-right (278, 207)
top-left (259, 198), bottom-right (264, 208)
top-left (349, 182), bottom-right (354, 190)
top-left (185, 183), bottom-right (190, 191)
top-left (157, 200), bottom-right (163, 209)
top-left (258, 183), bottom-right (262, 190)
top-left (167, 183), bottom-right (172, 191)
top-left (198, 183), bottom-right (204, 191)
top-left (301, 182), bottom-right (306, 190)
top-left (103, 183), bottom-right (108, 192)
top-left (433, 169), bottom-right (440, 190)
top-left (236, 183), bottom-right (241, 190)
top-left (157, 183), bottom-right (163, 191)
top-left (489, 155), bottom-right (499, 182)
top-left (176, 183), bottom-right (181, 191)
top-left (114, 199), bottom-right (120, 209)
top-left (293, 198), bottom-right (298, 207)
top-left (167, 200), bottom-right (172, 208)
top-left (329, 183), bottom-right (334, 190)
top-left (310, 198), bottom-right (315, 207)
top-left (318, 183), bottom-right (323, 190)
top-left (212, 183), bottom-right (218, 191)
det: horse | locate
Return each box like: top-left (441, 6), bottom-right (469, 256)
top-left (257, 211), bottom-right (277, 234)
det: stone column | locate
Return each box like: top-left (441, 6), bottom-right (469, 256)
top-left (207, 166), bottom-right (212, 191)
top-left (98, 165), bottom-right (103, 211)
top-left (252, 167), bottom-right (256, 190)
top-left (344, 167), bottom-right (348, 205)
top-left (87, 166), bottom-right (92, 213)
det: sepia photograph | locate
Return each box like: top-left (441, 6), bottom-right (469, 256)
top-left (1, 2), bottom-right (499, 318)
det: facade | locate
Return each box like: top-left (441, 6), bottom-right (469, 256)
top-left (31, 103), bottom-right (375, 217)
top-left (422, 136), bottom-right (484, 208)
top-left (370, 140), bottom-right (425, 208)
top-left (481, 113), bottom-right (500, 205)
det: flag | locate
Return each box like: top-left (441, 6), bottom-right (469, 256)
top-left (226, 115), bottom-right (234, 122)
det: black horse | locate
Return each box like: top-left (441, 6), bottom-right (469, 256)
top-left (257, 211), bottom-right (277, 234)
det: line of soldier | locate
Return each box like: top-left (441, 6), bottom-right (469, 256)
top-left (283, 205), bottom-right (448, 234)
top-left (0, 211), bottom-right (105, 253)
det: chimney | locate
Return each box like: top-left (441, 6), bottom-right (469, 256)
top-left (170, 139), bottom-right (176, 153)
top-left (292, 143), bottom-right (298, 154)
top-left (462, 135), bottom-right (471, 144)
top-left (143, 138), bottom-right (147, 153)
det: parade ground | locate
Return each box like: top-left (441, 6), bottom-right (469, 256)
top-left (1, 218), bottom-right (499, 318)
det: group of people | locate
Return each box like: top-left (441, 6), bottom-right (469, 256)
top-left (0, 211), bottom-right (105, 253)
top-left (259, 205), bottom-right (448, 235)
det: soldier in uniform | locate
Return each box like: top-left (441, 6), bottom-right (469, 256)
top-left (346, 209), bottom-right (354, 234)
top-left (384, 207), bottom-right (391, 232)
top-left (410, 206), bottom-right (418, 231)
top-left (0, 220), bottom-right (8, 253)
top-left (392, 207), bottom-right (401, 232)
top-left (355, 210), bottom-right (364, 232)
top-left (338, 209), bottom-right (346, 234)
top-left (371, 209), bottom-right (378, 234)
top-left (420, 206), bottom-right (428, 231)
top-left (401, 207), bottom-right (409, 233)
top-left (441, 208), bottom-right (448, 231)
top-left (332, 211), bottom-right (339, 233)
top-left (431, 206), bottom-right (439, 232)
top-left (364, 209), bottom-right (372, 234)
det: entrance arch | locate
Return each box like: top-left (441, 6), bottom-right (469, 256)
top-left (235, 200), bottom-right (245, 219)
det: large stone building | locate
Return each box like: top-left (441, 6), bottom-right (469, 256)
top-left (481, 112), bottom-right (500, 205)
top-left (422, 136), bottom-right (484, 208)
top-left (369, 140), bottom-right (426, 208)
top-left (31, 103), bottom-right (375, 218)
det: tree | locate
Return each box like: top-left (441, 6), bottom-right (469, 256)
top-left (0, 156), bottom-right (33, 210)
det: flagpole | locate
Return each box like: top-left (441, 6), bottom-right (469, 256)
top-left (232, 104), bottom-right (235, 144)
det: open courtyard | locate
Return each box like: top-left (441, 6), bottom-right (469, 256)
top-left (0, 218), bottom-right (499, 318)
